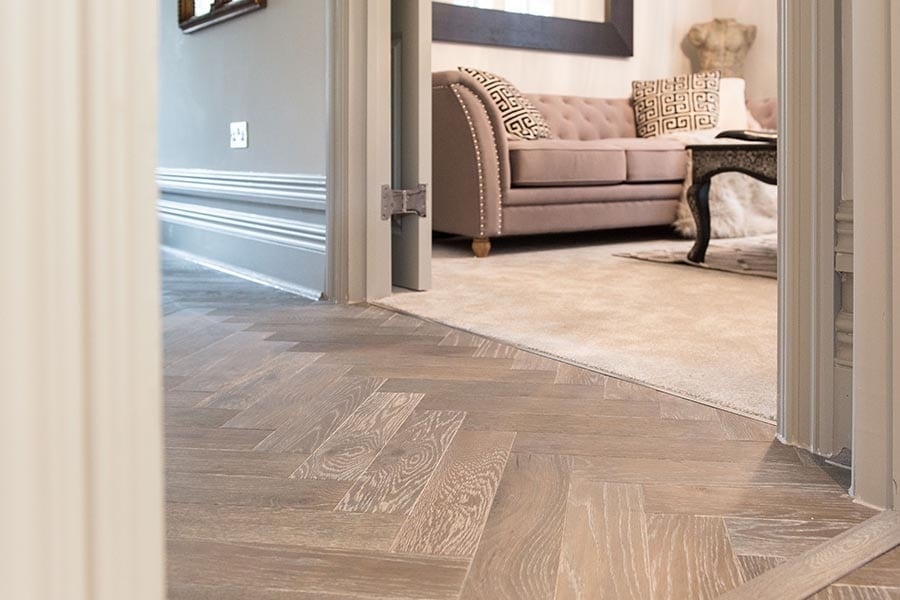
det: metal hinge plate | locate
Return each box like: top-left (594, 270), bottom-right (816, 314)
top-left (381, 184), bottom-right (427, 220)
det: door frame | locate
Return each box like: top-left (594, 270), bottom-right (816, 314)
top-left (328, 1), bottom-right (884, 499)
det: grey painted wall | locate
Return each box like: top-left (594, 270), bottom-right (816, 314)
top-left (158, 0), bottom-right (328, 174)
top-left (157, 0), bottom-right (329, 298)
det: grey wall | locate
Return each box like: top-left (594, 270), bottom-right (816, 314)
top-left (158, 0), bottom-right (328, 173)
top-left (157, 0), bottom-right (329, 298)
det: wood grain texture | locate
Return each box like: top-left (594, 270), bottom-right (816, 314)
top-left (161, 255), bottom-right (886, 600)
top-left (725, 518), bottom-right (857, 557)
top-left (167, 503), bottom-right (404, 551)
top-left (808, 585), bottom-right (899, 600)
top-left (647, 514), bottom-right (745, 599)
top-left (391, 430), bottom-right (514, 556)
top-left (719, 510), bottom-right (900, 599)
top-left (221, 365), bottom-right (353, 429)
top-left (292, 392), bottom-right (422, 481)
top-left (165, 448), bottom-right (306, 478)
top-left (514, 433), bottom-right (803, 464)
top-left (459, 453), bottom-right (570, 600)
top-left (642, 484), bottom-right (877, 522)
top-left (167, 538), bottom-right (469, 600)
top-left (200, 351), bottom-right (324, 410)
top-left (838, 546), bottom-right (900, 589)
top-left (336, 410), bottom-right (465, 514)
top-left (253, 376), bottom-right (387, 453)
top-left (554, 481), bottom-right (653, 600)
top-left (166, 472), bottom-right (350, 509)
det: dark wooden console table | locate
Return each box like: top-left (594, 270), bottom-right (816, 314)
top-left (686, 140), bottom-right (778, 263)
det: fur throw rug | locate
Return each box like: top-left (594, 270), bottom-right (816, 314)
top-left (660, 131), bottom-right (778, 239)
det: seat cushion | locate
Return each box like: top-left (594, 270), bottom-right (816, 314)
top-left (603, 138), bottom-right (688, 182)
top-left (508, 139), bottom-right (626, 187)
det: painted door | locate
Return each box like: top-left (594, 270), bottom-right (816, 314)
top-left (390, 0), bottom-right (432, 290)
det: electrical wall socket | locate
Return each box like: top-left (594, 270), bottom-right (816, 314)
top-left (230, 121), bottom-right (248, 149)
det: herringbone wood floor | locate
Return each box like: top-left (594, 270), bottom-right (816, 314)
top-left (162, 254), bottom-right (899, 599)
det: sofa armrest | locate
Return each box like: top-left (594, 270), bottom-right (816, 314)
top-left (432, 71), bottom-right (511, 238)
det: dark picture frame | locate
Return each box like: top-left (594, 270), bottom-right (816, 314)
top-left (433, 0), bottom-right (633, 57)
top-left (179, 0), bottom-right (267, 34)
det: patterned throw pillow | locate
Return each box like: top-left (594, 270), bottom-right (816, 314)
top-left (632, 72), bottom-right (721, 138)
top-left (459, 67), bottom-right (553, 140)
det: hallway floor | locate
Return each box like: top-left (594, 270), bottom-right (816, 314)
top-left (162, 253), bottom-right (899, 599)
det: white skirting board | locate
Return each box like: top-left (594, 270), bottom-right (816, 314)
top-left (157, 168), bottom-right (327, 299)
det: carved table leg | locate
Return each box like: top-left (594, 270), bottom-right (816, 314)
top-left (687, 180), bottom-right (712, 263)
top-left (472, 237), bottom-right (491, 258)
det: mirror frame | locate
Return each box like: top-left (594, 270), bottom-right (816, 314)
top-left (179, 0), bottom-right (267, 34)
top-left (433, 0), bottom-right (633, 57)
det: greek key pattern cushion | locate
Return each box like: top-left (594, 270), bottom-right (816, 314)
top-left (632, 72), bottom-right (720, 138)
top-left (459, 67), bottom-right (553, 140)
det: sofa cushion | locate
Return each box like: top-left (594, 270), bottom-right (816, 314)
top-left (632, 72), bottom-right (720, 138)
top-left (459, 67), bottom-right (553, 141)
top-left (603, 138), bottom-right (688, 182)
top-left (508, 139), bottom-right (626, 187)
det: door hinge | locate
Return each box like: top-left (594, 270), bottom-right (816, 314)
top-left (381, 184), bottom-right (427, 220)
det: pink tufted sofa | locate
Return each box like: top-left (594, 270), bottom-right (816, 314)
top-left (432, 70), bottom-right (778, 256)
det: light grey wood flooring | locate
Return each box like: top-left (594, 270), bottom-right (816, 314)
top-left (162, 254), bottom-right (899, 599)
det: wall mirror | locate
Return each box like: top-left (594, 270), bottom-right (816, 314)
top-left (433, 0), bottom-right (633, 57)
top-left (179, 0), bottom-right (267, 34)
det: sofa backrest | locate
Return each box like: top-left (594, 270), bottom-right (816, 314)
top-left (527, 94), bottom-right (637, 141)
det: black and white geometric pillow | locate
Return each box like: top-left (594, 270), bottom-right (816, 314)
top-left (459, 67), bottom-right (553, 140)
top-left (632, 72), bottom-right (721, 138)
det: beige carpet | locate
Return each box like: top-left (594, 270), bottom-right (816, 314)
top-left (379, 231), bottom-right (777, 421)
top-left (616, 234), bottom-right (777, 279)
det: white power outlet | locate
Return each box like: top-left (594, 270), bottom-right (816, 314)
top-left (230, 121), bottom-right (248, 149)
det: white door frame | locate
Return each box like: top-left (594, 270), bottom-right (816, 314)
top-left (2, 0), bottom-right (165, 597)
top-left (329, 2), bottom-right (887, 500)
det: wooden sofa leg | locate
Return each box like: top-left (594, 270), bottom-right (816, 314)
top-left (472, 237), bottom-right (491, 258)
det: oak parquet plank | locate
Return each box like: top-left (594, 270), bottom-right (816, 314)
top-left (200, 351), bottom-right (325, 410)
top-left (169, 583), bottom-right (367, 600)
top-left (416, 392), bottom-right (659, 419)
top-left (719, 511), bottom-right (900, 600)
top-left (314, 351), bottom-right (515, 370)
top-left (165, 448), bottom-right (306, 478)
top-left (166, 330), bottom-right (279, 377)
top-left (336, 409), bottom-right (465, 514)
top-left (220, 364), bottom-right (353, 429)
top-left (164, 320), bottom-right (249, 366)
top-left (659, 396), bottom-right (721, 421)
top-left (514, 432), bottom-right (803, 464)
top-left (554, 481), bottom-right (653, 600)
top-left (391, 430), bottom-right (514, 557)
top-left (254, 376), bottom-right (386, 454)
top-left (167, 538), bottom-right (469, 600)
top-left (647, 514), bottom-right (744, 599)
top-left (292, 392), bottom-right (422, 481)
top-left (809, 585), bottom-right (899, 600)
top-left (510, 350), bottom-right (560, 371)
top-left (642, 484), bottom-right (877, 522)
top-left (165, 426), bottom-right (273, 451)
top-left (554, 363), bottom-right (606, 386)
top-left (837, 547), bottom-right (900, 589)
top-left (286, 340), bottom-right (477, 356)
top-left (473, 339), bottom-right (518, 358)
top-left (165, 406), bottom-right (239, 428)
top-left (438, 330), bottom-right (484, 347)
top-left (460, 410), bottom-right (727, 439)
top-left (348, 364), bottom-right (556, 384)
top-left (167, 503), bottom-right (404, 551)
top-left (380, 378), bottom-right (672, 403)
top-left (737, 554), bottom-right (784, 580)
top-left (719, 410), bottom-right (778, 441)
top-left (165, 390), bottom-right (211, 408)
top-left (166, 472), bottom-right (350, 509)
top-left (725, 518), bottom-right (857, 557)
top-left (458, 453), bottom-right (569, 600)
top-left (571, 456), bottom-right (845, 488)
top-left (169, 331), bottom-right (295, 392)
